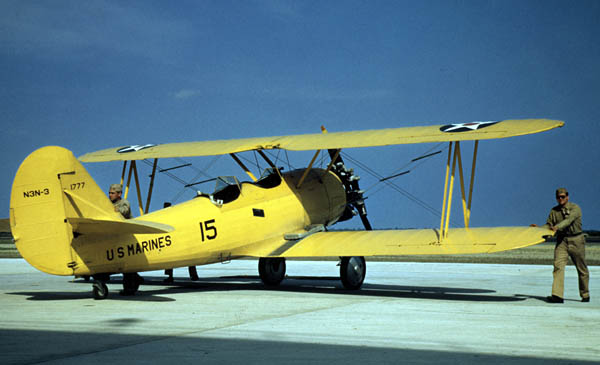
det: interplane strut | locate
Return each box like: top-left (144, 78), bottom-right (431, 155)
top-left (439, 140), bottom-right (479, 241)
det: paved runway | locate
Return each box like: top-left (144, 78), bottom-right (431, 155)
top-left (1, 259), bottom-right (599, 364)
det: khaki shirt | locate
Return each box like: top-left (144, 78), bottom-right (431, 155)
top-left (113, 199), bottom-right (131, 219)
top-left (545, 201), bottom-right (582, 236)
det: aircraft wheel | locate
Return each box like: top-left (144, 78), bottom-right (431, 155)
top-left (121, 273), bottom-right (141, 296)
top-left (258, 258), bottom-right (286, 286)
top-left (92, 280), bottom-right (109, 300)
top-left (340, 256), bottom-right (366, 290)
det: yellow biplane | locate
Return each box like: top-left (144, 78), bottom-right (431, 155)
top-left (10, 119), bottom-right (562, 299)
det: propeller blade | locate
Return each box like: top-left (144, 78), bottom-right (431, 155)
top-left (357, 204), bottom-right (372, 231)
top-left (321, 127), bottom-right (372, 231)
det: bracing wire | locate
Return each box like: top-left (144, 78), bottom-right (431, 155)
top-left (141, 159), bottom-right (188, 186)
top-left (168, 155), bottom-right (222, 203)
top-left (378, 142), bottom-right (445, 184)
top-left (284, 150), bottom-right (291, 170)
top-left (340, 146), bottom-right (461, 226)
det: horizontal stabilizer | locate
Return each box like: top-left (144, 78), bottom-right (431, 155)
top-left (261, 226), bottom-right (553, 258)
top-left (68, 217), bottom-right (174, 235)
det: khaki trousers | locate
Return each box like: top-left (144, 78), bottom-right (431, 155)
top-left (552, 234), bottom-right (590, 299)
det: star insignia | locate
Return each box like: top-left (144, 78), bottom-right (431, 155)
top-left (440, 121), bottom-right (499, 133)
top-left (116, 144), bottom-right (157, 153)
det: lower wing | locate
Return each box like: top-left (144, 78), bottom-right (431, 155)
top-left (260, 226), bottom-right (553, 258)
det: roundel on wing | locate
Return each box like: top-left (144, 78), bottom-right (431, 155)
top-left (440, 121), bottom-right (499, 133)
top-left (116, 144), bottom-right (157, 153)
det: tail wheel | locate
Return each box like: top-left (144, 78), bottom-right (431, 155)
top-left (340, 256), bottom-right (366, 290)
top-left (92, 280), bottom-right (109, 300)
top-left (258, 258), bottom-right (286, 286)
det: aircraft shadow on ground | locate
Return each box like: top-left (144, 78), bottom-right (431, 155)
top-left (8, 289), bottom-right (176, 302)
top-left (7, 274), bottom-right (527, 303)
top-left (1, 328), bottom-right (596, 365)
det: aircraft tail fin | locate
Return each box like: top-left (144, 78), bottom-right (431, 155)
top-left (10, 146), bottom-right (122, 275)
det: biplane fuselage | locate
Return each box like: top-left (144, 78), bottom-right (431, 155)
top-left (73, 169), bottom-right (346, 276)
top-left (10, 145), bottom-right (346, 278)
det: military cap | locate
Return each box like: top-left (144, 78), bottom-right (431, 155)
top-left (109, 184), bottom-right (123, 193)
top-left (555, 187), bottom-right (568, 196)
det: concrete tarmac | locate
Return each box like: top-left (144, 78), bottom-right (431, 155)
top-left (1, 258), bottom-right (599, 364)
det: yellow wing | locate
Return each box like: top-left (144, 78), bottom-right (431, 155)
top-left (254, 226), bottom-right (553, 258)
top-left (79, 119), bottom-right (563, 162)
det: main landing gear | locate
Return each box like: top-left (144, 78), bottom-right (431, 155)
top-left (121, 273), bottom-right (143, 296)
top-left (340, 256), bottom-right (366, 290)
top-left (258, 256), bottom-right (367, 290)
top-left (90, 272), bottom-right (144, 299)
top-left (258, 257), bottom-right (286, 286)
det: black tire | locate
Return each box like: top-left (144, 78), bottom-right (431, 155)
top-left (92, 273), bottom-right (111, 282)
top-left (340, 256), bottom-right (366, 290)
top-left (121, 273), bottom-right (141, 295)
top-left (92, 281), bottom-right (109, 300)
top-left (258, 258), bottom-right (286, 286)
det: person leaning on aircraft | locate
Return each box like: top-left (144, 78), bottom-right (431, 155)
top-left (81, 185), bottom-right (131, 284)
top-left (108, 184), bottom-right (131, 219)
top-left (108, 184), bottom-right (143, 294)
top-left (532, 188), bottom-right (590, 304)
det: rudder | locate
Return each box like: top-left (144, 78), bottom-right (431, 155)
top-left (10, 146), bottom-right (120, 275)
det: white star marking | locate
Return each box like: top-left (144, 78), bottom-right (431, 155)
top-left (117, 144), bottom-right (157, 153)
top-left (440, 121), bottom-right (498, 132)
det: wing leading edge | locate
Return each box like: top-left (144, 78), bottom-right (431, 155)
top-left (79, 119), bottom-right (563, 162)
top-left (258, 226), bottom-right (553, 258)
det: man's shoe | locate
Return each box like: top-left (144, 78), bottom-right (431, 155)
top-left (582, 297), bottom-right (590, 303)
top-left (546, 295), bottom-right (564, 303)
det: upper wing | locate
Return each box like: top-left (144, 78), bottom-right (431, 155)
top-left (79, 119), bottom-right (563, 162)
top-left (249, 226), bottom-right (553, 258)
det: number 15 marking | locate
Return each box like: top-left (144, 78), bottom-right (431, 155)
top-left (199, 219), bottom-right (217, 242)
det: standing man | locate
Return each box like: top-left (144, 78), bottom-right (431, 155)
top-left (108, 184), bottom-right (140, 295)
top-left (109, 184), bottom-right (131, 219)
top-left (534, 188), bottom-right (589, 303)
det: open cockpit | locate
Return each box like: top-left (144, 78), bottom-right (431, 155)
top-left (196, 168), bottom-right (282, 206)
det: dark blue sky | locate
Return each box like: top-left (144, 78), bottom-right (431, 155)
top-left (2, 0), bottom-right (599, 229)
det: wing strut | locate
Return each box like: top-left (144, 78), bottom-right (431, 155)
top-left (123, 161), bottom-right (134, 201)
top-left (131, 161), bottom-right (144, 216)
top-left (297, 126), bottom-right (333, 189)
top-left (256, 150), bottom-right (283, 178)
top-left (466, 141), bottom-right (479, 226)
top-left (230, 153), bottom-right (257, 182)
top-left (296, 150), bottom-right (320, 189)
top-left (120, 161), bottom-right (128, 187)
top-left (439, 141), bottom-right (479, 241)
top-left (122, 160), bottom-right (146, 216)
top-left (322, 149), bottom-right (341, 178)
top-left (144, 159), bottom-right (158, 213)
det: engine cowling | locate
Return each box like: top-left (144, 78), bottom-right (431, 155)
top-left (284, 168), bottom-right (347, 227)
